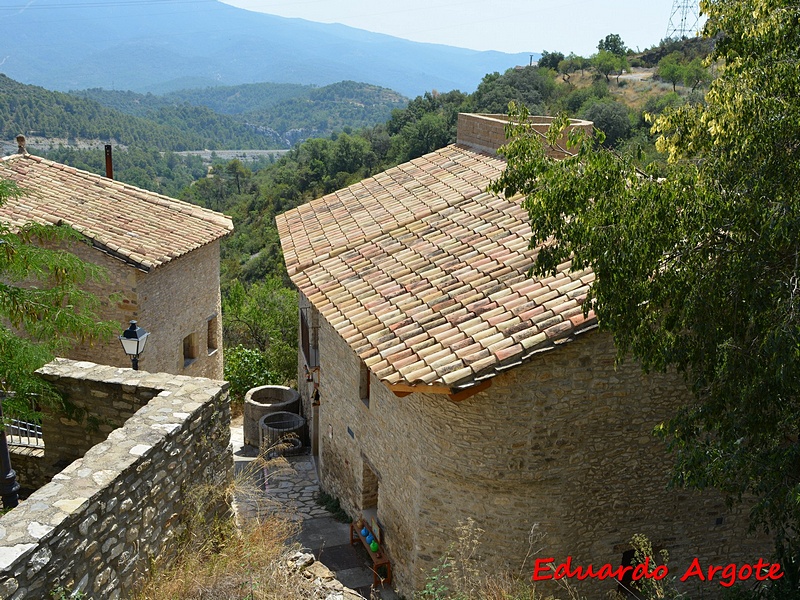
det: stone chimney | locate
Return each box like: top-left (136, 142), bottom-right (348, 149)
top-left (456, 113), bottom-right (593, 158)
top-left (16, 135), bottom-right (28, 156)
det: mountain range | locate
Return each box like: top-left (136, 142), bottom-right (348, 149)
top-left (1, 0), bottom-right (536, 97)
top-left (0, 75), bottom-right (407, 151)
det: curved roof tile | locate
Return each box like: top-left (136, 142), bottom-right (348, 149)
top-left (0, 154), bottom-right (233, 271)
top-left (278, 126), bottom-right (597, 392)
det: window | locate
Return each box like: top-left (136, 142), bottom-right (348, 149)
top-left (361, 457), bottom-right (379, 510)
top-left (183, 333), bottom-right (198, 368)
top-left (207, 315), bottom-right (219, 355)
top-left (359, 361), bottom-right (370, 408)
top-left (301, 308), bottom-right (319, 367)
top-left (617, 549), bottom-right (636, 596)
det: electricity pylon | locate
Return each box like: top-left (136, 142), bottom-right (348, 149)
top-left (666, 0), bottom-right (701, 39)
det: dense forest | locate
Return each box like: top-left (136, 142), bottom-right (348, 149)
top-left (0, 75), bottom-right (278, 151)
top-left (2, 76), bottom-right (406, 154)
top-left (72, 81), bottom-right (408, 147)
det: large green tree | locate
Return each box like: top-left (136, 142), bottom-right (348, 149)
top-left (222, 277), bottom-right (298, 388)
top-left (597, 33), bottom-right (627, 55)
top-left (592, 49), bottom-right (626, 83)
top-left (656, 52), bottom-right (686, 92)
top-left (0, 179), bottom-right (114, 416)
top-left (491, 0), bottom-right (800, 589)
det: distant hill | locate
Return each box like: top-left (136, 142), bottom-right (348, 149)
top-left (0, 75), bottom-right (279, 151)
top-left (0, 0), bottom-right (535, 98)
top-left (71, 83), bottom-right (314, 118)
top-left (74, 81), bottom-right (408, 147)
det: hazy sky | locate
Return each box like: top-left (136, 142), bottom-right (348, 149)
top-left (220, 0), bottom-right (697, 57)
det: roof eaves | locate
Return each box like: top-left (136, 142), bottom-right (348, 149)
top-left (445, 320), bottom-right (600, 392)
top-left (89, 239), bottom-right (151, 272)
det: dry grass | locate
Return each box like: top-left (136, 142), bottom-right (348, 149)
top-left (132, 515), bottom-right (301, 600)
top-left (132, 443), bottom-right (313, 600)
top-left (561, 68), bottom-right (680, 111)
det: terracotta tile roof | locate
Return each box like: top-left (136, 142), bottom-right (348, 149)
top-left (0, 154), bottom-right (233, 271)
top-left (278, 143), bottom-right (597, 392)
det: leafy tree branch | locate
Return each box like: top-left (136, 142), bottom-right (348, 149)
top-left (0, 179), bottom-right (116, 416)
top-left (490, 1), bottom-right (800, 588)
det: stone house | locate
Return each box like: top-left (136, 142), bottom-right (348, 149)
top-left (277, 114), bottom-right (765, 596)
top-left (0, 148), bottom-right (233, 378)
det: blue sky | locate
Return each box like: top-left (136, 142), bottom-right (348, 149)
top-left (220, 0), bottom-right (701, 56)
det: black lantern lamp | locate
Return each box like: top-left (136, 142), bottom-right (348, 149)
top-left (119, 320), bottom-right (149, 370)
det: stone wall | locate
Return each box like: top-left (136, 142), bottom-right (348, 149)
top-left (137, 240), bottom-right (224, 379)
top-left (0, 359), bottom-right (232, 599)
top-left (8, 448), bottom-right (46, 495)
top-left (38, 240), bottom-right (140, 371)
top-left (297, 292), bottom-right (321, 453)
top-left (456, 113), bottom-right (593, 157)
top-left (56, 238), bottom-right (224, 379)
top-left (314, 317), bottom-right (768, 598)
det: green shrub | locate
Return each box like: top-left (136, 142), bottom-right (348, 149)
top-left (223, 345), bottom-right (282, 403)
top-left (314, 490), bottom-right (351, 523)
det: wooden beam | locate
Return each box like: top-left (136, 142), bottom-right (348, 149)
top-left (389, 383), bottom-right (453, 396)
top-left (448, 379), bottom-right (492, 402)
top-left (388, 379), bottom-right (493, 400)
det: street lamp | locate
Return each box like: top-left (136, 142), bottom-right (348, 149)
top-left (119, 320), bottom-right (149, 370)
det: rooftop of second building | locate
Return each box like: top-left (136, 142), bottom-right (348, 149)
top-left (0, 153), bottom-right (233, 271)
top-left (278, 113), bottom-right (597, 395)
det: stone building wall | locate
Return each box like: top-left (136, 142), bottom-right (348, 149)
top-left (456, 113), bottom-right (593, 157)
top-left (34, 241), bottom-right (139, 370)
top-left (0, 359), bottom-right (232, 599)
top-left (49, 239), bottom-right (224, 379)
top-left (297, 292), bottom-right (321, 452)
top-left (315, 317), bottom-right (767, 598)
top-left (137, 240), bottom-right (224, 379)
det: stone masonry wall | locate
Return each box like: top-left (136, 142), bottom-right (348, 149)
top-left (36, 240), bottom-right (139, 370)
top-left (315, 317), bottom-right (768, 598)
top-left (137, 240), bottom-right (224, 379)
top-left (456, 113), bottom-right (593, 157)
top-left (30, 371), bottom-right (162, 489)
top-left (297, 292), bottom-right (321, 453)
top-left (51, 238), bottom-right (224, 379)
top-left (0, 359), bottom-right (232, 599)
top-left (8, 449), bottom-right (46, 495)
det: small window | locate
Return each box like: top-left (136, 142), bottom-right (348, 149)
top-left (183, 333), bottom-right (198, 368)
top-left (301, 308), bottom-right (319, 367)
top-left (359, 362), bottom-right (370, 408)
top-left (617, 549), bottom-right (636, 596)
top-left (207, 316), bottom-right (219, 355)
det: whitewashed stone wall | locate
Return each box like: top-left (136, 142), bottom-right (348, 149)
top-left (0, 359), bottom-right (232, 599)
top-left (314, 317), bottom-right (768, 597)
